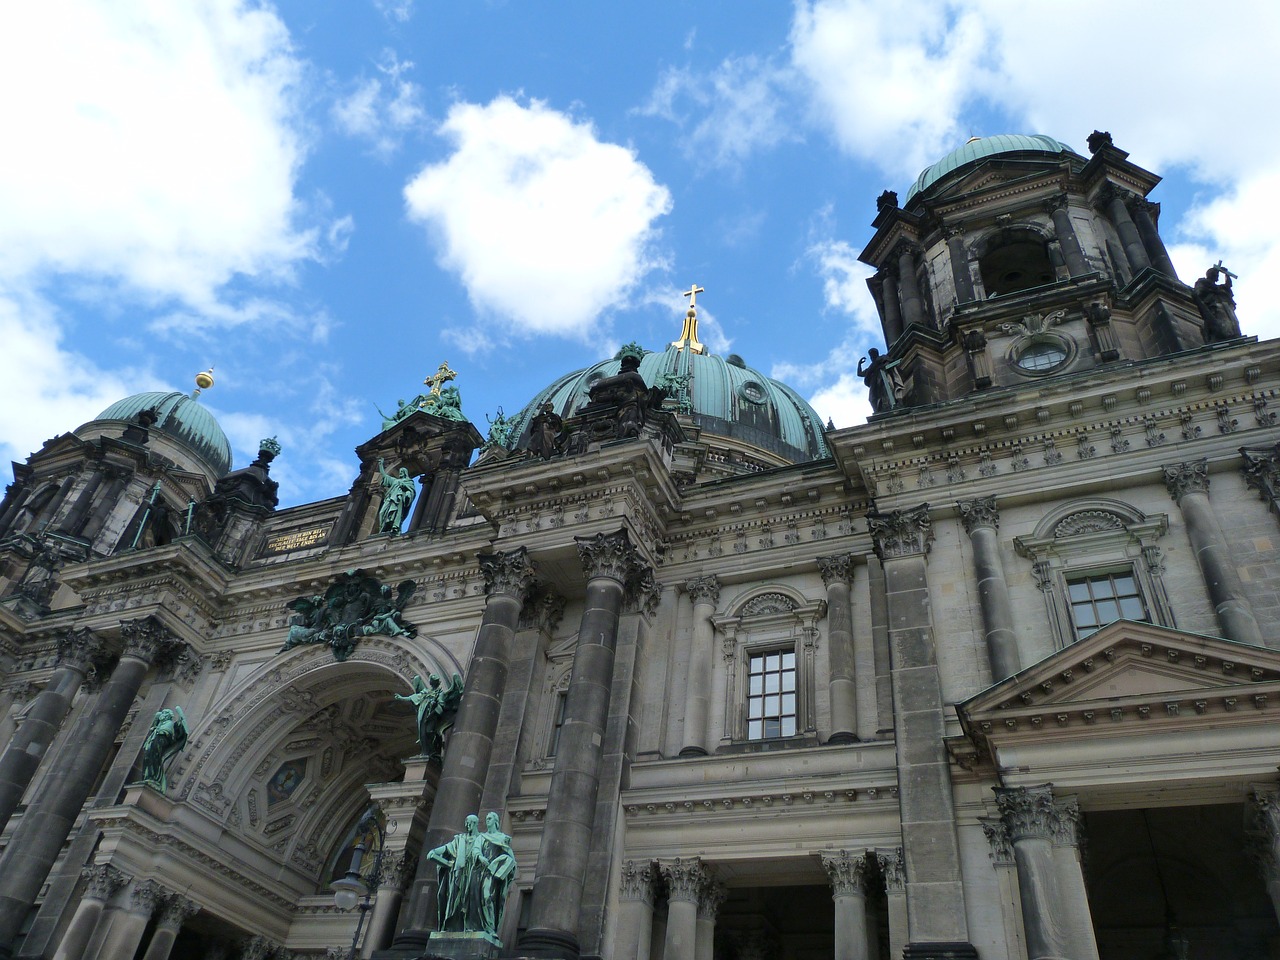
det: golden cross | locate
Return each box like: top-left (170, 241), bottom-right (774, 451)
top-left (423, 361), bottom-right (457, 398)
top-left (682, 283), bottom-right (705, 309)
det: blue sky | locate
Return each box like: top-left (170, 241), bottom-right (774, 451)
top-left (2, 1), bottom-right (1279, 505)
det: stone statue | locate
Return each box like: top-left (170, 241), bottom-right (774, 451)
top-left (427, 812), bottom-right (517, 944)
top-left (377, 457), bottom-right (417, 534)
top-left (281, 570), bottom-right (418, 662)
top-left (423, 385), bottom-right (468, 422)
top-left (139, 706), bottom-right (188, 794)
top-left (587, 347), bottom-right (658, 439)
top-left (857, 348), bottom-right (905, 412)
top-left (528, 402), bottom-right (564, 460)
top-left (377, 395), bottom-right (429, 432)
top-left (394, 672), bottom-right (464, 763)
top-left (1193, 263), bottom-right (1242, 343)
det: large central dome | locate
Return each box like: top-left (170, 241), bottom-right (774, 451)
top-left (507, 342), bottom-right (829, 469)
top-left (906, 134), bottom-right (1078, 203)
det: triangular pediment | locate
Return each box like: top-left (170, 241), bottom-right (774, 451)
top-left (926, 159), bottom-right (1064, 205)
top-left (957, 620), bottom-right (1280, 748)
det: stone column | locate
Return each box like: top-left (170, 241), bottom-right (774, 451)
top-left (957, 498), bottom-right (1021, 682)
top-left (679, 576), bottom-right (720, 756)
top-left (50, 866), bottom-right (127, 960)
top-left (876, 849), bottom-right (908, 960)
top-left (0, 628), bottom-right (104, 833)
top-left (659, 858), bottom-right (709, 960)
top-left (818, 555), bottom-right (858, 743)
top-left (1046, 198), bottom-right (1090, 278)
top-left (0, 684), bottom-right (38, 777)
top-left (995, 784), bottom-right (1100, 960)
top-left (1129, 198), bottom-right (1178, 279)
top-left (876, 269), bottom-right (904, 346)
top-left (0, 617), bottom-right (170, 952)
top-left (1249, 789), bottom-right (1280, 923)
top-left (613, 860), bottom-right (657, 960)
top-left (1163, 460), bottom-right (1263, 644)
top-left (1102, 186), bottom-right (1151, 275)
top-left (397, 547), bottom-right (535, 945)
top-left (140, 895), bottom-right (201, 960)
top-left (820, 850), bottom-right (872, 960)
top-left (1241, 444), bottom-right (1280, 522)
top-left (945, 230), bottom-right (975, 304)
top-left (87, 879), bottom-right (163, 960)
top-left (519, 531), bottom-right (644, 959)
top-left (695, 879), bottom-right (726, 960)
top-left (896, 244), bottom-right (927, 329)
top-left (868, 505), bottom-right (976, 960)
top-left (1050, 797), bottom-right (1101, 960)
top-left (364, 852), bottom-right (414, 957)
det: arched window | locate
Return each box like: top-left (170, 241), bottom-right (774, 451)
top-left (979, 236), bottom-right (1055, 298)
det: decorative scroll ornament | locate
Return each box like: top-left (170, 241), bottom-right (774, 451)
top-left (819, 850), bottom-right (871, 896)
top-left (156, 894), bottom-right (201, 929)
top-left (128, 879), bottom-right (166, 916)
top-left (816, 554), bottom-right (856, 588)
top-left (478, 546), bottom-right (536, 600)
top-left (994, 784), bottom-right (1058, 842)
top-left (697, 880), bottom-right (728, 920)
top-left (868, 503), bottom-right (933, 560)
top-left (957, 496), bottom-right (999, 534)
top-left (1241, 444), bottom-right (1280, 507)
top-left (1162, 458), bottom-right (1210, 502)
top-left (660, 857), bottom-right (711, 903)
top-left (279, 569), bottom-right (417, 662)
top-left (685, 575), bottom-right (721, 606)
top-left (626, 567), bottom-right (662, 618)
top-left (1000, 308), bottom-right (1067, 339)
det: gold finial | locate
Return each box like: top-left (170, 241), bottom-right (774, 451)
top-left (670, 284), bottom-right (706, 355)
top-left (193, 367), bottom-right (215, 399)
top-left (423, 361), bottom-right (457, 398)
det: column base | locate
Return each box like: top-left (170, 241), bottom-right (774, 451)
top-left (515, 927), bottom-right (580, 959)
top-left (825, 731), bottom-right (859, 745)
top-left (902, 942), bottom-right (979, 959)
top-left (373, 928), bottom-right (433, 958)
top-left (677, 746), bottom-right (707, 758)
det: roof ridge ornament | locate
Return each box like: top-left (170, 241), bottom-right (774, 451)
top-left (671, 283), bottom-right (706, 355)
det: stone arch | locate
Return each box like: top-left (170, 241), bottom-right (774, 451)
top-left (1027, 497), bottom-right (1150, 541)
top-left (968, 222), bottom-right (1057, 298)
top-left (172, 636), bottom-right (456, 889)
top-left (724, 583), bottom-right (809, 619)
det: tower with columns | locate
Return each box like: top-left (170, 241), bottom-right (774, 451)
top-left (1, 131), bottom-right (1280, 960)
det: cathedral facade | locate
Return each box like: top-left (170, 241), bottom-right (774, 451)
top-left (1, 132), bottom-right (1279, 960)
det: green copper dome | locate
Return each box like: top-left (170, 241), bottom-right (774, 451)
top-left (509, 344), bottom-right (829, 465)
top-left (95, 391), bottom-right (233, 476)
top-left (906, 134), bottom-right (1078, 202)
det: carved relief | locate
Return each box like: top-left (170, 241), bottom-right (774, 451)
top-left (478, 547), bottom-right (536, 600)
top-left (994, 783), bottom-right (1057, 842)
top-left (819, 849), bottom-right (871, 895)
top-left (957, 496), bottom-right (999, 534)
top-left (816, 554), bottom-right (856, 588)
top-left (1162, 459), bottom-right (1209, 502)
top-left (685, 575), bottom-right (721, 607)
top-left (659, 857), bottom-right (711, 903)
top-left (868, 503), bottom-right (933, 560)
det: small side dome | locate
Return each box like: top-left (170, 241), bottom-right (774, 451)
top-left (906, 134), bottom-right (1078, 203)
top-left (95, 391), bottom-right (233, 476)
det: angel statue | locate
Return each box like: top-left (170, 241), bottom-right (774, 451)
top-left (395, 672), bottom-right (464, 763)
top-left (362, 581), bottom-right (418, 638)
top-left (139, 706), bottom-right (188, 795)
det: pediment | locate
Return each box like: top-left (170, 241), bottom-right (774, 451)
top-left (927, 160), bottom-right (1062, 205)
top-left (957, 620), bottom-right (1280, 748)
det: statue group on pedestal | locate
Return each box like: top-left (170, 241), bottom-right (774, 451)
top-left (428, 812), bottom-right (517, 944)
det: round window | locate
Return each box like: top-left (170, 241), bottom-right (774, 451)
top-left (1016, 340), bottom-right (1068, 373)
top-left (739, 381), bottom-right (767, 405)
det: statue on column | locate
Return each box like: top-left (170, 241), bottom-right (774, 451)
top-left (139, 706), bottom-right (188, 794)
top-left (528, 402), bottom-right (564, 460)
top-left (376, 458), bottom-right (417, 534)
top-left (427, 812), bottom-right (518, 944)
top-left (394, 672), bottom-right (464, 763)
top-left (857, 348), bottom-right (905, 412)
top-left (1193, 262), bottom-right (1242, 343)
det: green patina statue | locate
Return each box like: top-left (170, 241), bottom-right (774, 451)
top-left (139, 706), bottom-right (188, 794)
top-left (394, 672), bottom-right (464, 764)
top-left (427, 812), bottom-right (517, 945)
top-left (377, 457), bottom-right (417, 534)
top-left (281, 570), bottom-right (417, 662)
top-left (483, 407), bottom-right (512, 450)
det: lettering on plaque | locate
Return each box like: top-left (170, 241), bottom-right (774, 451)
top-left (261, 526), bottom-right (331, 556)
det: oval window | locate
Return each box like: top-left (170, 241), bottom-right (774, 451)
top-left (1016, 341), bottom-right (1068, 372)
top-left (739, 381), bottom-right (767, 405)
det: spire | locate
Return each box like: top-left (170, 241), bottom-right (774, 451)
top-left (671, 283), bottom-right (706, 354)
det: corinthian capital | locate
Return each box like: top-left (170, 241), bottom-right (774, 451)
top-left (478, 546), bottom-right (536, 600)
top-left (819, 849), bottom-right (871, 896)
top-left (684, 575), bottom-right (720, 606)
top-left (1162, 458), bottom-right (1209, 502)
top-left (119, 617), bottom-right (172, 665)
top-left (82, 863), bottom-right (129, 901)
top-left (575, 529), bottom-right (639, 585)
top-left (994, 783), bottom-right (1057, 842)
top-left (57, 627), bottom-right (106, 674)
top-left (659, 857), bottom-right (711, 903)
top-left (957, 496), bottom-right (999, 534)
top-left (816, 554), bottom-right (856, 588)
top-left (868, 504), bottom-right (933, 560)
top-left (619, 859), bottom-right (657, 904)
top-left (156, 894), bottom-right (201, 929)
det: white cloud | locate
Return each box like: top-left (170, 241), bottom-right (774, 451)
top-left (808, 371), bottom-right (872, 430)
top-left (637, 56), bottom-right (797, 169)
top-left (807, 239), bottom-right (881, 339)
top-left (333, 50), bottom-right (425, 156)
top-left (373, 0), bottom-right (414, 24)
top-left (404, 96), bottom-right (673, 340)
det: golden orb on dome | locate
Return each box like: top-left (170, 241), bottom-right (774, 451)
top-left (195, 369), bottom-right (215, 390)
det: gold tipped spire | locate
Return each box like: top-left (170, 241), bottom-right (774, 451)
top-left (192, 367), bottom-right (215, 399)
top-left (671, 283), bottom-right (706, 354)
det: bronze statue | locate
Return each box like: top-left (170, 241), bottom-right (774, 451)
top-left (395, 672), bottom-right (464, 763)
top-left (281, 570), bottom-right (417, 661)
top-left (528, 402), bottom-right (563, 460)
top-left (1194, 263), bottom-right (1242, 343)
top-left (139, 706), bottom-right (188, 794)
top-left (480, 812), bottom-right (516, 936)
top-left (857, 348), bottom-right (905, 412)
top-left (427, 812), bottom-right (517, 944)
top-left (377, 457), bottom-right (417, 534)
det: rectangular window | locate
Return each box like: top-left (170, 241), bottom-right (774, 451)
top-left (1067, 570), bottom-right (1148, 639)
top-left (747, 649), bottom-right (797, 739)
top-left (547, 691), bottom-right (567, 757)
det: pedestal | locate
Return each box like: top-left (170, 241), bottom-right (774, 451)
top-left (424, 932), bottom-right (501, 960)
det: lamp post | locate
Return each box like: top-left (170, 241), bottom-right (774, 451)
top-left (330, 810), bottom-right (386, 960)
